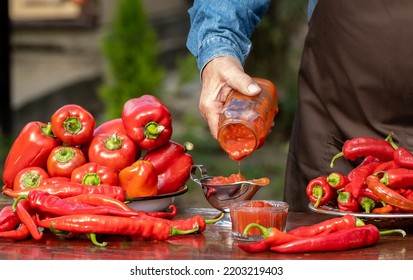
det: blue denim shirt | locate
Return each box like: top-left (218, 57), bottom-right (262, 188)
top-left (187, 0), bottom-right (318, 71)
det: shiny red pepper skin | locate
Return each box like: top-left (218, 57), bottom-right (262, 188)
top-left (326, 171), bottom-right (349, 190)
top-left (0, 206), bottom-right (21, 232)
top-left (122, 95), bottom-right (173, 151)
top-left (47, 146), bottom-right (87, 178)
top-left (270, 224), bottom-right (380, 253)
top-left (306, 176), bottom-right (334, 207)
top-left (2, 121), bottom-right (60, 187)
top-left (88, 133), bottom-right (138, 173)
top-left (366, 174), bottom-right (413, 212)
top-left (348, 159), bottom-right (381, 198)
top-left (330, 136), bottom-right (396, 167)
top-left (373, 160), bottom-right (399, 174)
top-left (3, 182), bottom-right (127, 201)
top-left (94, 118), bottom-right (128, 136)
top-left (0, 224), bottom-right (30, 240)
top-left (13, 198), bottom-right (43, 240)
top-left (393, 147), bottom-right (413, 169)
top-left (380, 168), bottom-right (413, 188)
top-left (143, 141), bottom-right (194, 194)
top-left (337, 190), bottom-right (361, 212)
top-left (71, 162), bottom-right (119, 186)
top-left (50, 104), bottom-right (96, 146)
top-left (13, 167), bottom-right (50, 191)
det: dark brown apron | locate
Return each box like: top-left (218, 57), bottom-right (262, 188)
top-left (284, 0), bottom-right (413, 212)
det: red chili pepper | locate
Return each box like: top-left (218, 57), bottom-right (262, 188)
top-left (326, 171), bottom-right (349, 190)
top-left (347, 159), bottom-right (381, 198)
top-left (270, 225), bottom-right (403, 253)
top-left (71, 162), bottom-right (118, 186)
top-left (37, 214), bottom-right (198, 242)
top-left (3, 182), bottom-right (127, 201)
top-left (2, 121), bottom-right (60, 187)
top-left (359, 186), bottom-right (381, 202)
top-left (366, 174), bottom-right (413, 212)
top-left (393, 147), bottom-right (413, 169)
top-left (373, 160), bottom-right (399, 174)
top-left (337, 190), bottom-right (361, 212)
top-left (0, 224), bottom-right (30, 240)
top-left (25, 190), bottom-right (142, 218)
top-left (347, 156), bottom-right (380, 181)
top-left (119, 160), bottom-right (159, 198)
top-left (13, 167), bottom-right (50, 191)
top-left (238, 214), bottom-right (364, 253)
top-left (122, 95), bottom-right (173, 151)
top-left (143, 141), bottom-right (194, 195)
top-left (12, 197), bottom-right (43, 240)
top-left (380, 168), bottom-right (413, 189)
top-left (47, 146), bottom-right (87, 178)
top-left (50, 104), bottom-right (96, 146)
top-left (88, 133), bottom-right (138, 173)
top-left (372, 203), bottom-right (393, 214)
top-left (305, 176), bottom-right (334, 208)
top-left (0, 205), bottom-right (21, 232)
top-left (330, 135), bottom-right (396, 168)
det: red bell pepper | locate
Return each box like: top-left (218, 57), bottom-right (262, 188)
top-left (71, 162), bottom-right (118, 186)
top-left (118, 160), bottom-right (158, 198)
top-left (88, 133), bottom-right (139, 172)
top-left (47, 146), bottom-right (87, 178)
top-left (41, 176), bottom-right (71, 185)
top-left (122, 95), bottom-right (173, 151)
top-left (305, 176), bottom-right (334, 208)
top-left (50, 104), bottom-right (96, 146)
top-left (13, 167), bottom-right (50, 191)
top-left (143, 141), bottom-right (194, 195)
top-left (2, 121), bottom-right (60, 187)
top-left (94, 118), bottom-right (128, 136)
top-left (337, 189), bottom-right (361, 212)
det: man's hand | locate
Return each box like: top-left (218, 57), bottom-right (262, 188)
top-left (199, 56), bottom-right (261, 139)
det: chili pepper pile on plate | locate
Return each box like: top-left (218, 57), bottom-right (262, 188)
top-left (2, 94), bottom-right (194, 199)
top-left (237, 214), bottom-right (405, 254)
top-left (306, 133), bottom-right (413, 214)
top-left (0, 95), bottom-right (202, 245)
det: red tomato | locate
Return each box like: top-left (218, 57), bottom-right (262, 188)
top-left (88, 132), bottom-right (138, 172)
top-left (13, 167), bottom-right (50, 191)
top-left (47, 146), bottom-right (87, 178)
top-left (71, 162), bottom-right (118, 186)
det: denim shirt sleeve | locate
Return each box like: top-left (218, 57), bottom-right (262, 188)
top-left (186, 0), bottom-right (270, 71)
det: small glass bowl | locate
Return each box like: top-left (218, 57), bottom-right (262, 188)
top-left (229, 200), bottom-right (289, 241)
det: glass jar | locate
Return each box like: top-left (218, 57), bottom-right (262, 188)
top-left (217, 78), bottom-right (278, 161)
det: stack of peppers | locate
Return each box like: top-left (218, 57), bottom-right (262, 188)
top-left (237, 214), bottom-right (405, 254)
top-left (0, 189), bottom-right (222, 246)
top-left (306, 133), bottom-right (413, 214)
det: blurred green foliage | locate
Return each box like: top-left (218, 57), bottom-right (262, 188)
top-left (98, 0), bottom-right (165, 120)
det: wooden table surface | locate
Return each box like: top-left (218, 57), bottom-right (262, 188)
top-left (1, 197), bottom-right (412, 260)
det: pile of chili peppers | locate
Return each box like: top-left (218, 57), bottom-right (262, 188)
top-left (0, 189), bottom-right (221, 246)
top-left (0, 96), bottom-right (206, 246)
top-left (307, 133), bottom-right (413, 214)
top-left (237, 214), bottom-right (406, 254)
top-left (2, 95), bottom-right (193, 199)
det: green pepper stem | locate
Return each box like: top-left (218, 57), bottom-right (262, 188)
top-left (379, 229), bottom-right (406, 237)
top-left (63, 117), bottom-right (82, 134)
top-left (40, 122), bottom-right (56, 138)
top-left (170, 226), bottom-right (200, 236)
top-left (144, 121), bottom-right (164, 139)
top-left (330, 151), bottom-right (344, 168)
top-left (355, 218), bottom-right (365, 227)
top-left (243, 223), bottom-right (270, 237)
top-left (205, 212), bottom-right (225, 224)
top-left (104, 133), bottom-right (123, 150)
top-left (88, 233), bottom-right (108, 247)
top-left (82, 173), bottom-right (101, 186)
top-left (385, 132), bottom-right (398, 150)
top-left (11, 195), bottom-right (28, 211)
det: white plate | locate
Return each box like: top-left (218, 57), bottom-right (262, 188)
top-left (309, 203), bottom-right (413, 230)
top-left (127, 186), bottom-right (188, 212)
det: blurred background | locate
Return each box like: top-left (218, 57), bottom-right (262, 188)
top-left (0, 0), bottom-right (308, 208)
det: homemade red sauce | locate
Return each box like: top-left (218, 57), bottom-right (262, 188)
top-left (230, 200), bottom-right (288, 238)
top-left (207, 172), bottom-right (246, 185)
